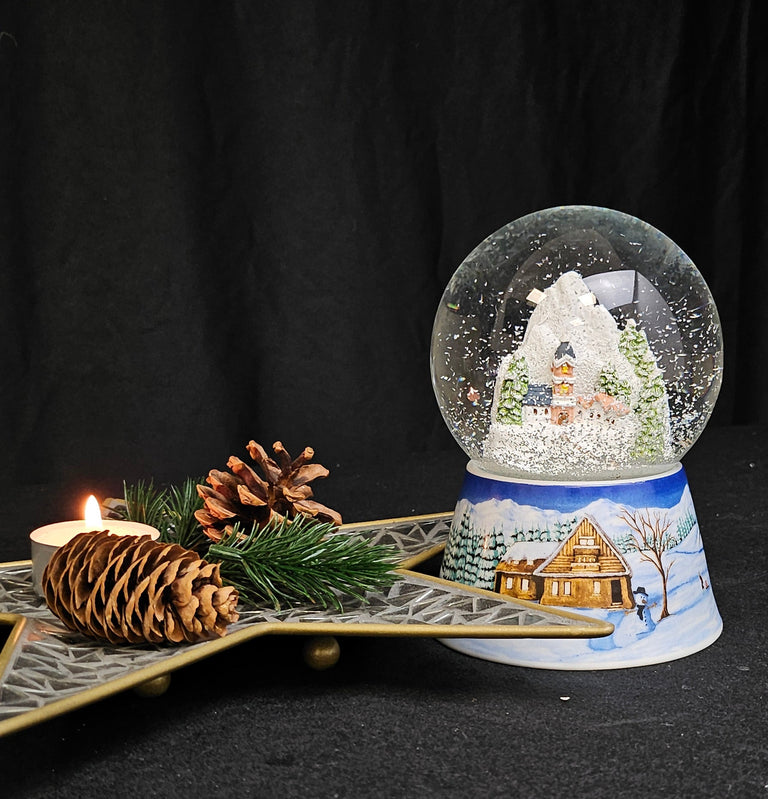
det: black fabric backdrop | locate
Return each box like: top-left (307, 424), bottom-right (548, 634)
top-left (0, 1), bottom-right (766, 503)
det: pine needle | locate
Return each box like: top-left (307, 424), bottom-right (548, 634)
top-left (164, 477), bottom-right (206, 549)
top-left (121, 477), bottom-right (206, 550)
top-left (122, 479), bottom-right (167, 531)
top-left (121, 479), bottom-right (398, 612)
top-left (206, 516), bottom-right (400, 611)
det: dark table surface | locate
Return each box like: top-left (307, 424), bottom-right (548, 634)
top-left (0, 425), bottom-right (765, 798)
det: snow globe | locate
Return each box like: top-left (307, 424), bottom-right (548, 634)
top-left (432, 206), bottom-right (723, 669)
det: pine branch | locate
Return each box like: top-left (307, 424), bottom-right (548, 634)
top-left (121, 478), bottom-right (206, 550)
top-left (122, 479), bottom-right (168, 531)
top-left (206, 516), bottom-right (400, 611)
top-left (163, 477), bottom-right (206, 549)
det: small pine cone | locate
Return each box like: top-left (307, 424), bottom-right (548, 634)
top-left (42, 531), bottom-right (239, 645)
top-left (195, 440), bottom-right (342, 542)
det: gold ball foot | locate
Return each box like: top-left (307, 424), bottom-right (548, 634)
top-left (302, 635), bottom-right (341, 670)
top-left (133, 673), bottom-right (172, 698)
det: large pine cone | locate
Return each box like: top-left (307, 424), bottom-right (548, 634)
top-left (42, 531), bottom-right (239, 644)
top-left (195, 440), bottom-right (342, 542)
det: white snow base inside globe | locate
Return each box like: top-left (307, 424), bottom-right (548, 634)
top-left (438, 462), bottom-right (722, 670)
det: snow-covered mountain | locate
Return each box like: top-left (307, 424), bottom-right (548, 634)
top-left (455, 481), bottom-right (696, 553)
top-left (483, 270), bottom-right (673, 478)
top-left (516, 270), bottom-right (637, 394)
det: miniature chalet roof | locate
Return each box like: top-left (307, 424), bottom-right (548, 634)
top-left (536, 515), bottom-right (631, 578)
top-left (553, 341), bottom-right (576, 364)
top-left (496, 559), bottom-right (542, 575)
top-left (522, 384), bottom-right (553, 406)
top-left (499, 542), bottom-right (554, 564)
top-left (495, 518), bottom-right (633, 580)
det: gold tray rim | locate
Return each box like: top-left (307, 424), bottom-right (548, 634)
top-left (0, 512), bottom-right (614, 738)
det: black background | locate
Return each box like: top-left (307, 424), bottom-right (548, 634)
top-left (1, 1), bottom-right (766, 509)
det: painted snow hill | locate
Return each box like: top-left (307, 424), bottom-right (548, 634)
top-left (440, 465), bottom-right (722, 669)
top-left (484, 270), bottom-right (673, 479)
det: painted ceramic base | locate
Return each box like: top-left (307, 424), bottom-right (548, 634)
top-left (439, 462), bottom-right (722, 669)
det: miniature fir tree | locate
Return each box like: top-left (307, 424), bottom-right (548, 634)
top-left (619, 320), bottom-right (668, 458)
top-left (495, 528), bottom-right (506, 559)
top-left (463, 538), bottom-right (481, 585)
top-left (442, 508), bottom-right (474, 582)
top-left (553, 518), bottom-right (577, 542)
top-left (676, 509), bottom-right (697, 542)
top-left (495, 355), bottom-right (529, 425)
top-left (475, 528), bottom-right (504, 590)
top-left (611, 530), bottom-right (637, 555)
top-left (597, 365), bottom-right (631, 405)
top-left (444, 509), bottom-right (489, 586)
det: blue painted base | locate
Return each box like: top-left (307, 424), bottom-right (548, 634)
top-left (439, 462), bottom-right (722, 669)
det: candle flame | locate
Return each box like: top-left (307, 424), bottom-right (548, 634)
top-left (84, 495), bottom-right (103, 530)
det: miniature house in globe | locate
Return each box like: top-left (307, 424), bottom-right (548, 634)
top-left (431, 206), bottom-right (723, 669)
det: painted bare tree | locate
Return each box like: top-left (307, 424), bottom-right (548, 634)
top-left (619, 508), bottom-right (676, 620)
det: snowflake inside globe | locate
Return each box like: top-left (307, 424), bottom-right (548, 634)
top-left (431, 206), bottom-right (723, 480)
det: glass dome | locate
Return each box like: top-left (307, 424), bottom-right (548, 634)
top-left (431, 206), bottom-right (723, 480)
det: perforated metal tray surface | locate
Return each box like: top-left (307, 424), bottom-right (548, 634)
top-left (0, 513), bottom-right (612, 737)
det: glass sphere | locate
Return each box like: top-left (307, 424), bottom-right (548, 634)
top-left (431, 206), bottom-right (723, 480)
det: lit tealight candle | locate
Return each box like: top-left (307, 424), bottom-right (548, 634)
top-left (29, 494), bottom-right (160, 597)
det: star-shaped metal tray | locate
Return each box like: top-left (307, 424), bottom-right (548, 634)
top-left (0, 512), bottom-right (612, 737)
